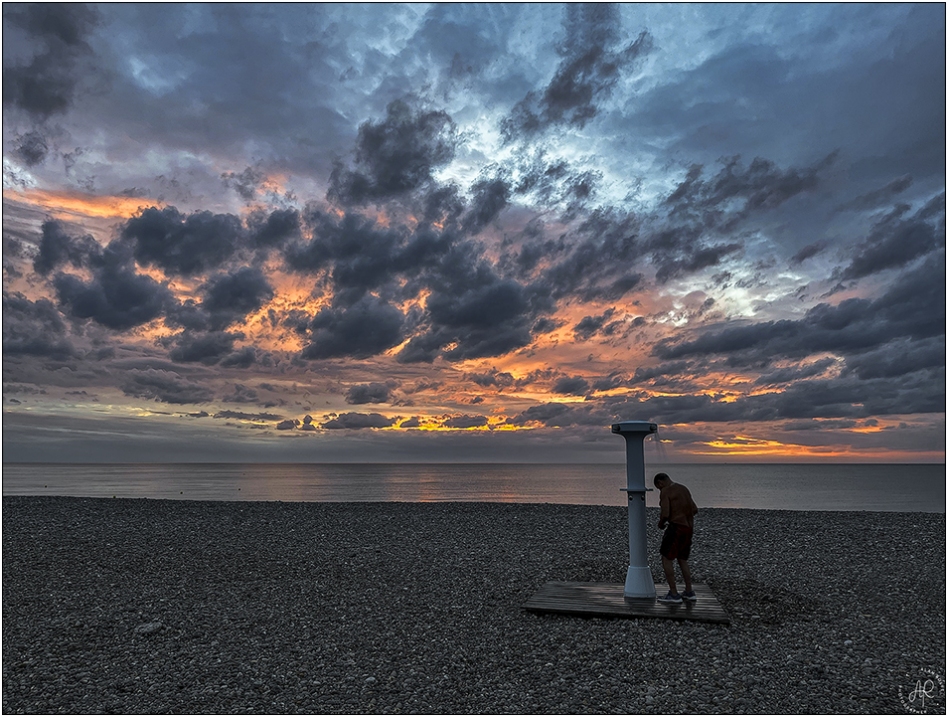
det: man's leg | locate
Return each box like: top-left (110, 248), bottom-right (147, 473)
top-left (677, 558), bottom-right (692, 594)
top-left (661, 555), bottom-right (678, 594)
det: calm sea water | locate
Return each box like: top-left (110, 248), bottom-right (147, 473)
top-left (1, 463), bottom-right (944, 512)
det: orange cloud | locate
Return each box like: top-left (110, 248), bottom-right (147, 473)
top-left (4, 187), bottom-right (162, 220)
top-left (688, 432), bottom-right (940, 462)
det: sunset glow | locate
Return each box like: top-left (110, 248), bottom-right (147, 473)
top-left (4, 187), bottom-right (163, 220)
top-left (2, 3), bottom-right (944, 464)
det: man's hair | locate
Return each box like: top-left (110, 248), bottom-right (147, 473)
top-left (653, 472), bottom-right (670, 487)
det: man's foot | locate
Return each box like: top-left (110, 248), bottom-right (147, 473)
top-left (658, 592), bottom-right (682, 604)
top-left (681, 590), bottom-right (697, 602)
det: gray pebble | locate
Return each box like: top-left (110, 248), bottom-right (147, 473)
top-left (2, 497), bottom-right (944, 715)
top-left (133, 621), bottom-right (163, 635)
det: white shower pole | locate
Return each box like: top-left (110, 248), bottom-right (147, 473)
top-left (611, 421), bottom-right (658, 598)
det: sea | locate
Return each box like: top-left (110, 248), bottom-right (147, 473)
top-left (1, 463), bottom-right (945, 512)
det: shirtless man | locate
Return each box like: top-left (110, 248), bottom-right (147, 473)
top-left (654, 472), bottom-right (699, 604)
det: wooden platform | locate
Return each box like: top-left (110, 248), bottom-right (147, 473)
top-left (523, 582), bottom-right (729, 625)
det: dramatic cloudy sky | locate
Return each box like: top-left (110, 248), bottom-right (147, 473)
top-left (3, 3), bottom-right (945, 463)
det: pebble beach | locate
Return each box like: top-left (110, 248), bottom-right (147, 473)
top-left (2, 496), bottom-right (945, 714)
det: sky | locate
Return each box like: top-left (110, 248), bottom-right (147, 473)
top-left (2, 3), bottom-right (945, 464)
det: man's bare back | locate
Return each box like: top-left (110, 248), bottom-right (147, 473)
top-left (660, 481), bottom-right (698, 528)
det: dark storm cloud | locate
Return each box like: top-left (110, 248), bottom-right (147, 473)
top-left (399, 272), bottom-right (537, 363)
top-left (222, 384), bottom-right (258, 404)
top-left (53, 245), bottom-right (173, 331)
top-left (48, 4), bottom-right (354, 183)
top-left (663, 154), bottom-right (837, 220)
top-left (466, 370), bottom-right (515, 389)
top-left (2, 292), bottom-right (75, 360)
top-left (509, 401), bottom-right (612, 428)
top-left (166, 300), bottom-right (208, 332)
top-left (345, 382), bottom-right (393, 405)
top-left (286, 211), bottom-right (407, 293)
top-left (119, 207), bottom-right (245, 277)
top-left (301, 294), bottom-right (405, 360)
top-left (513, 153), bottom-right (602, 205)
top-left (169, 331), bottom-right (241, 365)
top-left (842, 337), bottom-right (945, 381)
top-left (248, 208), bottom-right (300, 249)
top-left (327, 99), bottom-right (459, 205)
top-left (121, 369), bottom-right (214, 405)
top-left (837, 193), bottom-right (945, 281)
top-left (780, 419), bottom-right (861, 432)
top-left (2, 3), bottom-right (101, 119)
top-left (552, 376), bottom-right (590, 396)
top-left (443, 414), bottom-right (488, 429)
top-left (420, 184), bottom-right (465, 227)
top-left (520, 209), bottom-right (644, 301)
top-left (221, 166), bottom-right (265, 202)
top-left (627, 6), bottom-right (944, 198)
top-left (837, 175), bottom-right (914, 212)
top-left (628, 362), bottom-right (694, 386)
top-left (214, 409), bottom-right (283, 422)
top-left (87, 346), bottom-right (115, 362)
top-left (593, 364), bottom-right (701, 394)
top-left (394, 226), bottom-right (457, 276)
top-left (649, 239), bottom-right (743, 285)
top-left (753, 358), bottom-right (837, 386)
top-left (532, 317), bottom-right (560, 335)
top-left (502, 4), bottom-right (652, 139)
top-left (790, 242), bottom-right (827, 265)
top-left (591, 374), bottom-right (624, 393)
top-left (407, 3), bottom-right (519, 90)
top-left (13, 130), bottom-right (49, 166)
top-left (427, 277), bottom-right (527, 334)
top-left (461, 176), bottom-right (510, 235)
top-left (32, 219), bottom-right (100, 275)
top-left (3, 383), bottom-right (48, 396)
top-left (321, 412), bottom-right (395, 430)
top-left (595, 373), bottom-right (945, 425)
top-left (509, 368), bottom-right (561, 390)
top-left (200, 267), bottom-right (274, 331)
top-left (777, 373), bottom-right (943, 419)
top-left (573, 308), bottom-right (620, 341)
top-left (324, 223), bottom-right (552, 364)
top-left (510, 151), bottom-right (601, 218)
top-left (655, 256), bottom-right (945, 364)
top-left (281, 309), bottom-right (310, 336)
top-left (219, 346), bottom-right (260, 369)
top-left (637, 153), bottom-right (839, 282)
top-left (285, 210), bottom-right (473, 334)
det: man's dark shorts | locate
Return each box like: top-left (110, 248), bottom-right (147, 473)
top-left (660, 523), bottom-right (693, 560)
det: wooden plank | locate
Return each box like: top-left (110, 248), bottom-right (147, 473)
top-left (523, 582), bottom-right (730, 625)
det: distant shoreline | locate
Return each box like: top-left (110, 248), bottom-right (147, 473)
top-left (0, 495), bottom-right (944, 514)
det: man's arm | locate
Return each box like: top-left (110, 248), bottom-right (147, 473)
top-left (658, 491), bottom-right (669, 528)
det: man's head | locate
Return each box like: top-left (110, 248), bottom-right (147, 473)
top-left (653, 472), bottom-right (672, 489)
